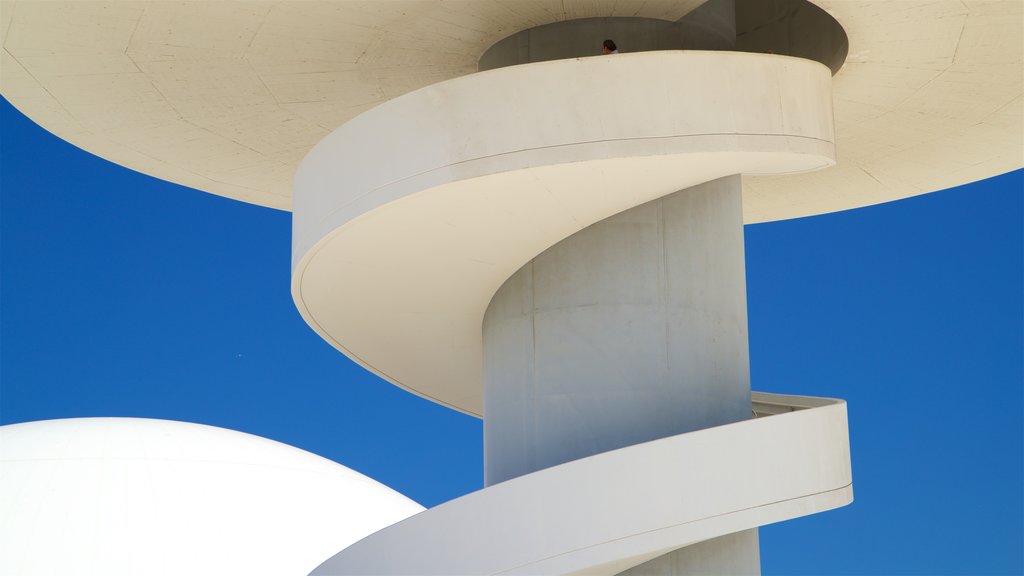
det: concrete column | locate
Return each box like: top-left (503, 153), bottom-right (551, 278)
top-left (483, 175), bottom-right (751, 484)
top-left (619, 530), bottom-right (760, 576)
top-left (482, 174), bottom-right (758, 573)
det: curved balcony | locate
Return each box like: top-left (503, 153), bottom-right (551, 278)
top-left (291, 51), bottom-right (836, 416)
top-left (312, 392), bottom-right (852, 575)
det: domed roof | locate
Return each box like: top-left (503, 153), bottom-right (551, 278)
top-left (0, 417), bottom-right (423, 576)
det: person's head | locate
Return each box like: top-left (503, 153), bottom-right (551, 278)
top-left (602, 39), bottom-right (617, 54)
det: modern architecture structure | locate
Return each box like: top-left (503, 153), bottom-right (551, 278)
top-left (0, 1), bottom-right (1020, 574)
top-left (0, 418), bottom-right (423, 576)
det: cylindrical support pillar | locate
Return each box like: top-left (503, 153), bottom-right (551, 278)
top-left (482, 175), bottom-right (758, 574)
top-left (483, 175), bottom-right (751, 483)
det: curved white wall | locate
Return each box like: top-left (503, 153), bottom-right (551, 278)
top-left (312, 392), bottom-right (852, 575)
top-left (1, 2), bottom-right (1019, 213)
top-left (0, 418), bottom-right (423, 576)
top-left (292, 51), bottom-right (835, 416)
top-left (483, 176), bottom-right (752, 486)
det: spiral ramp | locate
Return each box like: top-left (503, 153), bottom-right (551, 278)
top-left (293, 51), bottom-right (852, 575)
top-left (311, 393), bottom-right (851, 576)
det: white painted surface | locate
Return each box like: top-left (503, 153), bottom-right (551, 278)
top-left (311, 392), bottom-right (853, 576)
top-left (0, 418), bottom-right (424, 576)
top-left (619, 530), bottom-right (760, 576)
top-left (0, 1), bottom-right (1019, 217)
top-left (484, 176), bottom-right (761, 573)
top-left (483, 176), bottom-right (752, 486)
top-left (292, 51), bottom-right (835, 416)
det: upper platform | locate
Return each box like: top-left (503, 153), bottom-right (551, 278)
top-left (1, 1), bottom-right (1020, 222)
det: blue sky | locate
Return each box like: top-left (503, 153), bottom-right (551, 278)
top-left (1, 95), bottom-right (1021, 575)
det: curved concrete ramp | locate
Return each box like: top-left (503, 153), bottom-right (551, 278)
top-left (311, 392), bottom-right (852, 575)
top-left (292, 51), bottom-right (836, 416)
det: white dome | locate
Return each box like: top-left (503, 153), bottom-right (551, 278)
top-left (0, 418), bottom-right (424, 576)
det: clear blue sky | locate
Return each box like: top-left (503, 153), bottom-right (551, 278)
top-left (1, 96), bottom-right (1021, 575)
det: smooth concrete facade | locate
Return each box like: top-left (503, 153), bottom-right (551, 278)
top-left (621, 530), bottom-right (759, 576)
top-left (292, 49), bottom-right (837, 576)
top-left (483, 176), bottom-right (758, 574)
top-left (312, 393), bottom-right (852, 575)
top-left (2, 2), bottom-right (1018, 213)
top-left (483, 176), bottom-right (750, 486)
top-left (0, 418), bottom-right (424, 576)
top-left (2, 2), bottom-right (1017, 574)
top-left (292, 52), bottom-right (835, 417)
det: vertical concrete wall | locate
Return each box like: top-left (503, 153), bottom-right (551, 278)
top-left (482, 175), bottom-right (758, 573)
top-left (483, 175), bottom-right (751, 485)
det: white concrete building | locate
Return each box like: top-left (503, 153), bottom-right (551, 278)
top-left (0, 418), bottom-right (424, 576)
top-left (1, 1), bottom-right (1020, 574)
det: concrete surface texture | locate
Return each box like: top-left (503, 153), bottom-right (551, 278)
top-left (0, 1), bottom-right (1019, 217)
top-left (0, 418), bottom-right (424, 576)
top-left (293, 49), bottom-right (844, 575)
top-left (479, 17), bottom-right (700, 70)
top-left (310, 393), bottom-right (852, 575)
top-left (483, 176), bottom-right (759, 573)
top-left (483, 176), bottom-right (750, 486)
top-left (479, 0), bottom-right (736, 71)
top-left (3, 0), bottom-right (1014, 574)
top-left (619, 530), bottom-right (760, 576)
top-left (292, 51), bottom-right (835, 416)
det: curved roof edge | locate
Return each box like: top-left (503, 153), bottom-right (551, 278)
top-left (0, 1), bottom-right (1019, 222)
